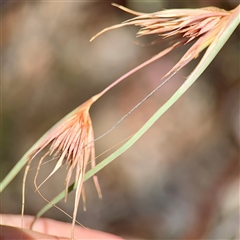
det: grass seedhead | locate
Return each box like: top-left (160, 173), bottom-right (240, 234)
top-left (91, 4), bottom-right (232, 81)
top-left (22, 94), bottom-right (102, 239)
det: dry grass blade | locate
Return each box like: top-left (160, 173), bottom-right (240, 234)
top-left (22, 94), bottom-right (102, 240)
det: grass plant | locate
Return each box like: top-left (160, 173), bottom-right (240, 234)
top-left (1, 3), bottom-right (239, 240)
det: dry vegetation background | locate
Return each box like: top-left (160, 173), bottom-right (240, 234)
top-left (1, 0), bottom-right (239, 239)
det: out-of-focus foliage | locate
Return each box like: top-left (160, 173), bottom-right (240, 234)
top-left (1, 1), bottom-right (239, 239)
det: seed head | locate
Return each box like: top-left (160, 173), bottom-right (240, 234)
top-left (91, 4), bottom-right (232, 78)
top-left (24, 95), bottom-right (102, 239)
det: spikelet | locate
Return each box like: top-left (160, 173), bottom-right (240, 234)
top-left (91, 4), bottom-right (231, 79)
top-left (22, 94), bottom-right (102, 239)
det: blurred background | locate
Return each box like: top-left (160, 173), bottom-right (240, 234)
top-left (1, 0), bottom-right (239, 239)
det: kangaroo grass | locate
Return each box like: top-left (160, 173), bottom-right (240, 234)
top-left (31, 2), bottom-right (239, 230)
top-left (0, 4), bottom-right (239, 240)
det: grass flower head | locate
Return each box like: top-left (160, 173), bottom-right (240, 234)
top-left (22, 95), bottom-right (102, 239)
top-left (91, 4), bottom-right (232, 79)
